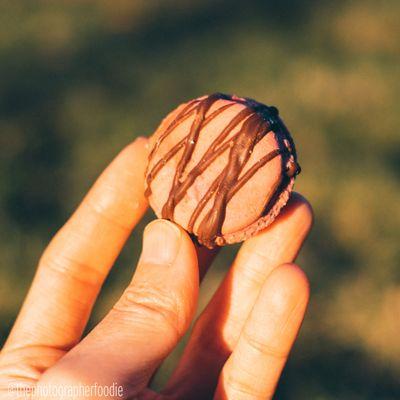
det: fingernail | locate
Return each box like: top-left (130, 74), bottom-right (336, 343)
top-left (141, 219), bottom-right (181, 265)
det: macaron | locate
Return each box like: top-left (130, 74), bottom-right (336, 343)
top-left (145, 93), bottom-right (300, 248)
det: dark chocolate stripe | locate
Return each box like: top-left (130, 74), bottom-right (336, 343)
top-left (147, 99), bottom-right (200, 162)
top-left (227, 149), bottom-right (283, 201)
top-left (162, 108), bottom-right (254, 208)
top-left (145, 93), bottom-right (298, 247)
top-left (145, 101), bottom-right (236, 196)
top-left (161, 94), bottom-right (221, 219)
top-left (195, 114), bottom-right (264, 245)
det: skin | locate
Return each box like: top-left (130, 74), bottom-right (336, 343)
top-left (0, 137), bottom-right (313, 400)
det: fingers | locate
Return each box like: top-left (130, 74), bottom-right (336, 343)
top-left (36, 220), bottom-right (199, 399)
top-left (164, 193), bottom-right (313, 399)
top-left (214, 264), bottom-right (310, 400)
top-left (2, 138), bottom-right (149, 364)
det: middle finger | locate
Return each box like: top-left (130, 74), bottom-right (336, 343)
top-left (163, 193), bottom-right (313, 399)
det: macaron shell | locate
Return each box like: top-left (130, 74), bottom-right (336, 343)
top-left (218, 176), bottom-right (294, 245)
top-left (145, 95), bottom-right (297, 247)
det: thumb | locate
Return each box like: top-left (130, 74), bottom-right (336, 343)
top-left (37, 219), bottom-right (199, 399)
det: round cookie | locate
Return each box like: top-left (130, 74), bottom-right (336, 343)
top-left (145, 93), bottom-right (300, 248)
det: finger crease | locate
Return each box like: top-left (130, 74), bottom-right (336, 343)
top-left (225, 374), bottom-right (266, 399)
top-left (112, 300), bottom-right (181, 342)
top-left (242, 331), bottom-right (288, 360)
top-left (39, 254), bottom-right (105, 288)
top-left (85, 198), bottom-right (133, 233)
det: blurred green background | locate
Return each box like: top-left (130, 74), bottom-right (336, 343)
top-left (1, 0), bottom-right (399, 398)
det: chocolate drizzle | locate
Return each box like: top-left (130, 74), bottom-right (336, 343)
top-left (145, 93), bottom-right (300, 248)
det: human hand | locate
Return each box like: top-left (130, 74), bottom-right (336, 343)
top-left (0, 137), bottom-right (313, 399)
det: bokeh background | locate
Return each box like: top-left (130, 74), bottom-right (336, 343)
top-left (1, 1), bottom-right (399, 398)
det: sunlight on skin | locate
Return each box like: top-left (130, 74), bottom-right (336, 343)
top-left (0, 138), bottom-right (312, 399)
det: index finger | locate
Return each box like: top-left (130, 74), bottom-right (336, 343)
top-left (2, 138), bottom-right (149, 364)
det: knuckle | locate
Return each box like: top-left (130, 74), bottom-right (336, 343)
top-left (113, 284), bottom-right (182, 339)
top-left (225, 373), bottom-right (266, 399)
top-left (38, 252), bottom-right (103, 288)
top-left (85, 197), bottom-right (131, 232)
top-left (236, 249), bottom-right (274, 282)
top-left (243, 330), bottom-right (287, 360)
